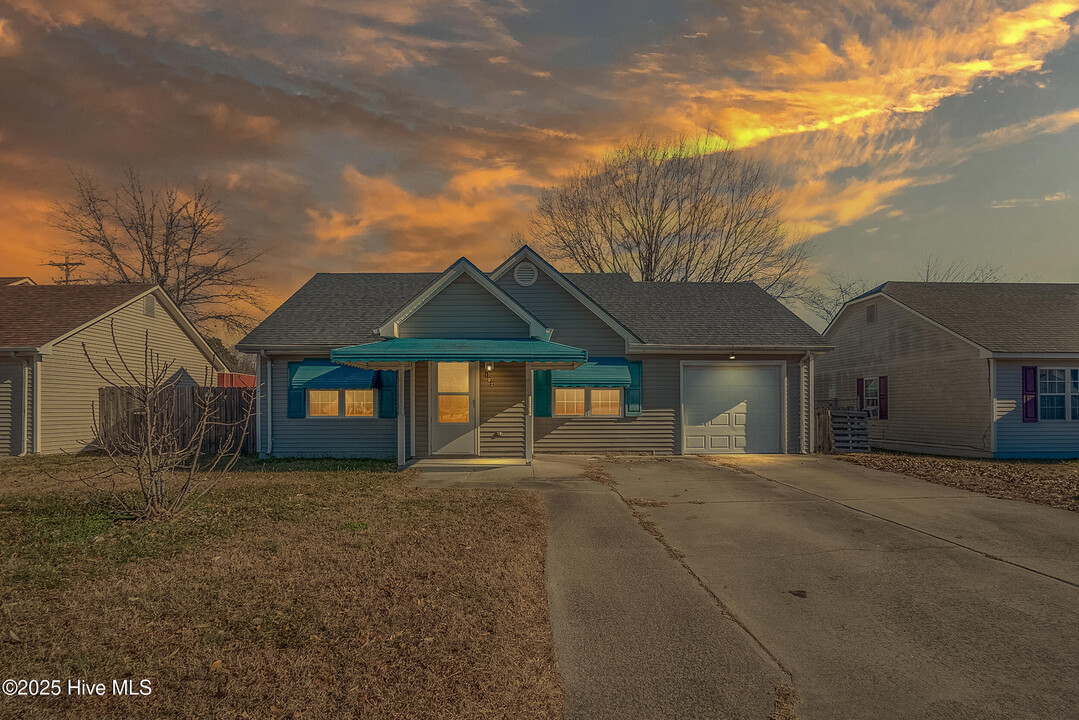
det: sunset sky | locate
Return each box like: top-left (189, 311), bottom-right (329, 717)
top-left (1, 0), bottom-right (1077, 327)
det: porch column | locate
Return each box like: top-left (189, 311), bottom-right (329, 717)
top-left (408, 364), bottom-right (415, 460)
top-left (397, 363), bottom-right (407, 468)
top-left (524, 362), bottom-right (533, 464)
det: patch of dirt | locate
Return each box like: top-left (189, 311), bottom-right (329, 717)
top-left (583, 462), bottom-right (617, 487)
top-left (837, 452), bottom-right (1079, 512)
top-left (770, 685), bottom-right (801, 720)
top-left (625, 497), bottom-right (668, 508)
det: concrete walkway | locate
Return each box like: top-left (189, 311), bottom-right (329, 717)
top-left (415, 456), bottom-right (788, 720)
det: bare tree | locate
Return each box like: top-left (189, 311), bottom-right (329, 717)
top-left (523, 134), bottom-right (814, 300)
top-left (76, 321), bottom-right (254, 519)
top-left (916, 254), bottom-right (1004, 283)
top-left (802, 273), bottom-right (874, 324)
top-left (51, 168), bottom-right (264, 333)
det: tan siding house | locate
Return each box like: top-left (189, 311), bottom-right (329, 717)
top-left (238, 247), bottom-right (831, 466)
top-left (0, 284), bottom-right (223, 456)
top-left (818, 282), bottom-right (1079, 459)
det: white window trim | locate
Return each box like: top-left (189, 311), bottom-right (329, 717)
top-left (554, 386), bottom-right (623, 418)
top-left (307, 388), bottom-right (380, 419)
top-left (1037, 367), bottom-right (1071, 422)
top-left (863, 377), bottom-right (880, 420)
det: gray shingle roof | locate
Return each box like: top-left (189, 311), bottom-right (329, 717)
top-left (568, 274), bottom-right (828, 347)
top-left (237, 273), bottom-right (439, 350)
top-left (0, 284), bottom-right (154, 348)
top-left (238, 270), bottom-right (828, 351)
top-left (876, 282), bottom-right (1079, 353)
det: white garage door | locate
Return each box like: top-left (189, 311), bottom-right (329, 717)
top-left (681, 363), bottom-right (784, 454)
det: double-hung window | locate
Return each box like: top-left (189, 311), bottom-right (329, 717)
top-left (862, 377), bottom-right (879, 419)
top-left (554, 387), bottom-right (622, 417)
top-left (1039, 369), bottom-right (1067, 420)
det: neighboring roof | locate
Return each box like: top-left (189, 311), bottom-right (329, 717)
top-left (240, 261), bottom-right (829, 352)
top-left (849, 282), bottom-right (1079, 353)
top-left (237, 273), bottom-right (438, 351)
top-left (331, 338), bottom-right (588, 364)
top-left (0, 284), bottom-right (156, 348)
top-left (0, 277), bottom-right (35, 286)
top-left (569, 274), bottom-right (829, 348)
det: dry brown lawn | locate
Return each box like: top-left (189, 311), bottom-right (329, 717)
top-left (837, 452), bottom-right (1079, 512)
top-left (0, 456), bottom-right (563, 719)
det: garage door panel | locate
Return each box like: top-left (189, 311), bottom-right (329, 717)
top-left (682, 364), bottom-right (783, 455)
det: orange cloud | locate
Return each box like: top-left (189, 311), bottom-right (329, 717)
top-left (305, 162), bottom-right (536, 270)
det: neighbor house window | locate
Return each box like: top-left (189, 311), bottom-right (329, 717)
top-left (345, 389), bottom-right (375, 417)
top-left (590, 388), bottom-right (621, 417)
top-left (554, 388), bottom-right (586, 416)
top-left (866, 303), bottom-right (876, 323)
top-left (863, 377), bottom-right (879, 419)
top-left (308, 389), bottom-right (339, 417)
top-left (1072, 370), bottom-right (1079, 421)
top-left (1039, 369), bottom-right (1066, 420)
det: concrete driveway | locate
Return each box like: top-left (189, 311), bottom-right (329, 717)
top-left (607, 455), bottom-right (1079, 720)
top-left (417, 455), bottom-right (1079, 719)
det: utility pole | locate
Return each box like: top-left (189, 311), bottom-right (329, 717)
top-left (42, 256), bottom-right (85, 284)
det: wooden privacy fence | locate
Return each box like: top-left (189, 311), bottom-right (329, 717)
top-left (97, 386), bottom-right (256, 454)
top-left (814, 407), bottom-right (871, 454)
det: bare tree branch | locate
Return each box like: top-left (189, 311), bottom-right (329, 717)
top-left (525, 134), bottom-right (814, 300)
top-left (50, 167), bottom-right (265, 334)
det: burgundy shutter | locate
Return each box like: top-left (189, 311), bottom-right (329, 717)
top-left (1022, 366), bottom-right (1038, 423)
top-left (856, 378), bottom-right (864, 411)
top-left (878, 376), bottom-right (888, 420)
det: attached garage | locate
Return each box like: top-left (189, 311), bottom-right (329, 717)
top-left (681, 362), bottom-right (785, 454)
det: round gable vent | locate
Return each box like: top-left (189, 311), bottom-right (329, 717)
top-left (513, 261), bottom-right (538, 287)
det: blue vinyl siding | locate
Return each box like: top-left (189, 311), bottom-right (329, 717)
top-left (994, 360), bottom-right (1079, 458)
top-left (398, 275), bottom-right (530, 338)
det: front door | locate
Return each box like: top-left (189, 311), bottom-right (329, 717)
top-left (431, 361), bottom-right (478, 455)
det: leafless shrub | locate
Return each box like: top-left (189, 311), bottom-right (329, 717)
top-left (75, 321), bottom-right (254, 519)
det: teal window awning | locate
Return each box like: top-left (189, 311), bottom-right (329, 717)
top-left (288, 359), bottom-right (377, 389)
top-left (330, 338), bottom-right (587, 365)
top-left (551, 357), bottom-right (632, 387)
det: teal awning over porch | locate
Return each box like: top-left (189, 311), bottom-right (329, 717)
top-left (330, 337), bottom-right (587, 364)
top-left (551, 357), bottom-right (632, 387)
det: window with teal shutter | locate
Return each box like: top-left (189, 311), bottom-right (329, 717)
top-left (625, 361), bottom-right (643, 417)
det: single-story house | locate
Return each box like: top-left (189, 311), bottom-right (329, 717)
top-left (0, 284), bottom-right (225, 456)
top-left (236, 247), bottom-right (831, 466)
top-left (816, 281), bottom-right (1079, 459)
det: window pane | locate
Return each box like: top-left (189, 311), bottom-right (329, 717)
top-left (864, 378), bottom-right (878, 398)
top-left (591, 388), bottom-right (620, 416)
top-left (308, 390), bottom-right (339, 417)
top-left (1040, 395), bottom-right (1065, 420)
top-left (438, 394), bottom-right (470, 423)
top-left (437, 363), bottom-right (470, 393)
top-left (1072, 396), bottom-right (1079, 421)
top-left (555, 388), bottom-right (585, 416)
top-left (345, 389), bottom-right (374, 417)
top-left (1040, 369), bottom-right (1065, 394)
top-left (1071, 369), bottom-right (1079, 393)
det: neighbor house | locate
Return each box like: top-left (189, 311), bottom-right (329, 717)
top-left (236, 247), bottom-right (831, 466)
top-left (0, 284), bottom-right (225, 456)
top-left (816, 282), bottom-right (1079, 459)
